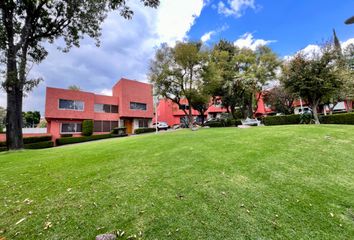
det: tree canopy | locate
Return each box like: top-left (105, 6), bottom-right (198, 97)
top-left (0, 0), bottom-right (159, 149)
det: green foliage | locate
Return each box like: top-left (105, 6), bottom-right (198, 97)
top-left (300, 112), bottom-right (314, 124)
top-left (23, 136), bottom-right (52, 144)
top-left (68, 85), bottom-right (81, 91)
top-left (56, 134), bottom-right (113, 146)
top-left (263, 86), bottom-right (296, 115)
top-left (263, 115), bottom-right (301, 126)
top-left (282, 43), bottom-right (344, 123)
top-left (2, 126), bottom-right (354, 239)
top-left (82, 120), bottom-right (94, 136)
top-left (320, 112), bottom-right (354, 124)
top-left (24, 141), bottom-right (54, 149)
top-left (204, 118), bottom-right (240, 127)
top-left (22, 111), bottom-right (41, 127)
top-left (60, 134), bottom-right (73, 138)
top-left (0, 107), bottom-right (6, 132)
top-left (134, 128), bottom-right (156, 134)
top-left (111, 127), bottom-right (127, 136)
top-left (1, 0), bottom-right (160, 149)
top-left (149, 42), bottom-right (213, 127)
top-left (211, 41), bottom-right (279, 119)
top-left (0, 136), bottom-right (53, 151)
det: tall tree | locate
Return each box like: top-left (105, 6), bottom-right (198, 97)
top-left (282, 44), bottom-right (343, 124)
top-left (211, 41), bottom-right (279, 119)
top-left (0, 0), bottom-right (160, 150)
top-left (263, 86), bottom-right (296, 115)
top-left (149, 42), bottom-right (208, 128)
top-left (23, 111), bottom-right (40, 128)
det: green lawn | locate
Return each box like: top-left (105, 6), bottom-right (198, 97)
top-left (1, 125), bottom-right (354, 240)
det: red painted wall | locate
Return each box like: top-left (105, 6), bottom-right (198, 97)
top-left (45, 78), bottom-right (154, 142)
top-left (112, 78), bottom-right (154, 118)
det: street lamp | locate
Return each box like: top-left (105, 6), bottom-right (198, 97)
top-left (345, 16), bottom-right (354, 25)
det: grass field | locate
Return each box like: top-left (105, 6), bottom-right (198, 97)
top-left (0, 125), bottom-right (354, 239)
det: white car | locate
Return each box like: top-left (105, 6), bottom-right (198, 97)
top-left (153, 121), bottom-right (169, 131)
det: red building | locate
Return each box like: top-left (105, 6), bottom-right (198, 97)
top-left (156, 98), bottom-right (227, 127)
top-left (45, 78), bottom-right (153, 141)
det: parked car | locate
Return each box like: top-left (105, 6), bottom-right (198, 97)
top-left (152, 121), bottom-right (169, 131)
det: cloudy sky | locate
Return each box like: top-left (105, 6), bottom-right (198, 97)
top-left (1, 0), bottom-right (353, 115)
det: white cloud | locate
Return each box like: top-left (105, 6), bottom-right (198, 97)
top-left (201, 25), bottom-right (229, 43)
top-left (0, 0), bottom-right (205, 114)
top-left (201, 31), bottom-right (216, 42)
top-left (218, 0), bottom-right (256, 18)
top-left (234, 32), bottom-right (275, 50)
top-left (99, 89), bottom-right (113, 96)
top-left (284, 38), bottom-right (354, 61)
top-left (342, 38), bottom-right (354, 49)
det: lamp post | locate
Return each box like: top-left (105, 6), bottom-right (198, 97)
top-left (153, 92), bottom-right (159, 134)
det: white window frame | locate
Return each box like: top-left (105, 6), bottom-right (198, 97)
top-left (130, 102), bottom-right (147, 111)
top-left (60, 122), bottom-right (82, 134)
top-left (58, 99), bottom-right (85, 111)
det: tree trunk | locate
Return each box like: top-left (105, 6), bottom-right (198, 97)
top-left (188, 106), bottom-right (193, 129)
top-left (312, 103), bottom-right (320, 124)
top-left (6, 88), bottom-right (24, 149)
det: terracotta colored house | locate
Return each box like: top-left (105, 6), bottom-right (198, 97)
top-left (45, 78), bottom-right (153, 141)
top-left (156, 98), bottom-right (227, 127)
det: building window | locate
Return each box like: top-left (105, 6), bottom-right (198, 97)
top-left (59, 99), bottom-right (84, 111)
top-left (94, 104), bottom-right (119, 113)
top-left (138, 119), bottom-right (149, 128)
top-left (61, 122), bottom-right (82, 133)
top-left (130, 102), bottom-right (147, 111)
top-left (179, 104), bottom-right (189, 110)
top-left (93, 121), bottom-right (119, 132)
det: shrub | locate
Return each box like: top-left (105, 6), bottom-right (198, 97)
top-left (204, 118), bottom-right (240, 127)
top-left (24, 141), bottom-right (54, 149)
top-left (111, 127), bottom-right (127, 136)
top-left (60, 134), bottom-right (73, 138)
top-left (134, 128), bottom-right (156, 134)
top-left (56, 134), bottom-right (113, 146)
top-left (82, 120), bottom-right (94, 136)
top-left (263, 114), bottom-right (301, 126)
top-left (23, 135), bottom-right (52, 144)
top-left (320, 112), bottom-right (354, 124)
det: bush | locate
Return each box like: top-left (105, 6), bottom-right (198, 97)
top-left (24, 141), bottom-right (54, 149)
top-left (134, 128), bottom-right (156, 134)
top-left (82, 120), bottom-right (93, 136)
top-left (263, 114), bottom-right (301, 126)
top-left (204, 118), bottom-right (241, 128)
top-left (60, 134), bottom-right (73, 138)
top-left (56, 134), bottom-right (113, 146)
top-left (23, 135), bottom-right (52, 144)
top-left (111, 127), bottom-right (127, 136)
top-left (320, 112), bottom-right (354, 124)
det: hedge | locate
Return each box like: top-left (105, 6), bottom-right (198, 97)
top-left (263, 115), bottom-right (301, 126)
top-left (24, 141), bottom-right (54, 149)
top-left (82, 119), bottom-right (94, 136)
top-left (111, 127), bottom-right (127, 136)
top-left (0, 140), bottom-right (54, 152)
top-left (60, 134), bottom-right (73, 138)
top-left (320, 112), bottom-right (354, 124)
top-left (23, 135), bottom-right (52, 144)
top-left (204, 119), bottom-right (241, 128)
top-left (134, 128), bottom-right (156, 134)
top-left (56, 133), bottom-right (113, 146)
top-left (0, 135), bottom-right (53, 151)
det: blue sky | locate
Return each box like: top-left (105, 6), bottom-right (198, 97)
top-left (0, 0), bottom-right (353, 114)
top-left (188, 0), bottom-right (354, 56)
